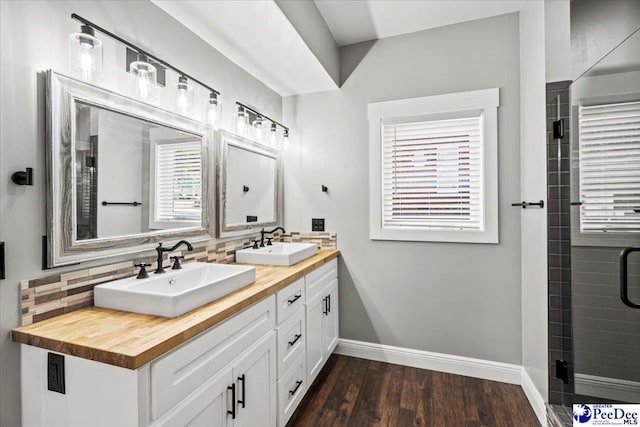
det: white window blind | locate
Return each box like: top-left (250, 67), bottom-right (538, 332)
top-left (579, 101), bottom-right (640, 233)
top-left (382, 115), bottom-right (483, 230)
top-left (155, 141), bottom-right (202, 223)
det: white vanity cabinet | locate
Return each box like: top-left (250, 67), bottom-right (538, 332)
top-left (304, 259), bottom-right (339, 386)
top-left (21, 296), bottom-right (278, 427)
top-left (20, 256), bottom-right (339, 427)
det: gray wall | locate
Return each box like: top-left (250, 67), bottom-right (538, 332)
top-left (283, 14), bottom-right (523, 364)
top-left (0, 1), bottom-right (281, 425)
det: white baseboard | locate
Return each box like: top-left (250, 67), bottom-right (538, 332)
top-left (575, 373), bottom-right (640, 403)
top-left (336, 338), bottom-right (522, 383)
top-left (335, 339), bottom-right (547, 426)
top-left (521, 368), bottom-right (548, 426)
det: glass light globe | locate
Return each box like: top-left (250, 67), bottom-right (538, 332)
top-left (130, 55), bottom-right (157, 102)
top-left (204, 92), bottom-right (220, 128)
top-left (252, 116), bottom-right (266, 143)
top-left (69, 25), bottom-right (103, 84)
top-left (234, 106), bottom-right (249, 136)
top-left (282, 129), bottom-right (291, 152)
top-left (174, 76), bottom-right (194, 116)
top-left (268, 123), bottom-right (282, 149)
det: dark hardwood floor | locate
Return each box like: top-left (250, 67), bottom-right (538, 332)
top-left (287, 354), bottom-right (540, 427)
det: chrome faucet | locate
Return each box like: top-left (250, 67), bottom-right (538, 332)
top-left (155, 240), bottom-right (193, 274)
top-left (260, 227), bottom-right (285, 247)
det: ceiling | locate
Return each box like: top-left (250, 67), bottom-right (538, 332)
top-left (151, 0), bottom-right (339, 96)
top-left (314, 0), bottom-right (525, 46)
top-left (152, 0), bottom-right (526, 96)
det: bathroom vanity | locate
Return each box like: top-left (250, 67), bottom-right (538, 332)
top-left (13, 251), bottom-right (339, 427)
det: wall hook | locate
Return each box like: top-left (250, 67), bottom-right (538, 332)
top-left (243, 185), bottom-right (250, 193)
top-left (11, 168), bottom-right (33, 186)
top-left (321, 185), bottom-right (328, 193)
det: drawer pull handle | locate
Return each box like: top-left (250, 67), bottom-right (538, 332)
top-left (287, 293), bottom-right (302, 305)
top-left (289, 380), bottom-right (303, 396)
top-left (227, 383), bottom-right (236, 419)
top-left (322, 296), bottom-right (328, 315)
top-left (288, 334), bottom-right (302, 347)
top-left (237, 374), bottom-right (246, 408)
top-left (327, 293), bottom-right (331, 313)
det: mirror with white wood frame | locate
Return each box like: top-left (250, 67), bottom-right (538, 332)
top-left (217, 131), bottom-right (281, 237)
top-left (46, 70), bottom-right (215, 267)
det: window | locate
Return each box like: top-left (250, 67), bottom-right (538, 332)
top-left (152, 140), bottom-right (202, 228)
top-left (578, 101), bottom-right (640, 233)
top-left (369, 88), bottom-right (499, 243)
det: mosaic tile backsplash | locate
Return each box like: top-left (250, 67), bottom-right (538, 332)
top-left (21, 231), bottom-right (337, 326)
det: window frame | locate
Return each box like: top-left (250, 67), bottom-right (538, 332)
top-left (368, 88), bottom-right (500, 244)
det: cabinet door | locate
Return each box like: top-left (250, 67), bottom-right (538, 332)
top-left (322, 280), bottom-right (339, 356)
top-left (305, 291), bottom-right (326, 386)
top-left (232, 332), bottom-right (277, 427)
top-left (152, 367), bottom-right (233, 427)
top-left (151, 296), bottom-right (275, 419)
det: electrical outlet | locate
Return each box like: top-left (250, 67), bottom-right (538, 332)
top-left (47, 352), bottom-right (65, 394)
top-left (312, 218), bottom-right (325, 232)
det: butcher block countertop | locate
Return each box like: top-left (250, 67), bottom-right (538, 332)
top-left (12, 249), bottom-right (339, 369)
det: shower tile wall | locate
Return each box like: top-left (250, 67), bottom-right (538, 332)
top-left (547, 80), bottom-right (573, 405)
top-left (572, 247), bottom-right (640, 384)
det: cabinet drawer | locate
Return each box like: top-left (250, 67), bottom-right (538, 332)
top-left (276, 277), bottom-right (305, 324)
top-left (277, 352), bottom-right (306, 427)
top-left (305, 258), bottom-right (337, 300)
top-left (276, 307), bottom-right (305, 378)
top-left (150, 296), bottom-right (276, 420)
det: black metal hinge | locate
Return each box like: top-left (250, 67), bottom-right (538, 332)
top-left (0, 242), bottom-right (5, 280)
top-left (553, 119), bottom-right (565, 139)
top-left (555, 360), bottom-right (569, 384)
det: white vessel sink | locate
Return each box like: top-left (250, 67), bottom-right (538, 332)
top-left (235, 242), bottom-right (318, 266)
top-left (94, 262), bottom-right (256, 318)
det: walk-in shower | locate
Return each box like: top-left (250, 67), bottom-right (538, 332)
top-left (547, 27), bottom-right (640, 424)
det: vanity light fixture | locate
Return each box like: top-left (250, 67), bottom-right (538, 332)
top-left (69, 14), bottom-right (221, 120)
top-left (129, 54), bottom-right (157, 102)
top-left (174, 76), bottom-right (194, 116)
top-left (234, 101), bottom-right (290, 151)
top-left (69, 24), bottom-right (103, 84)
top-left (205, 91), bottom-right (221, 128)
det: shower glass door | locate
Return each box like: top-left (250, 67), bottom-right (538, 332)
top-left (568, 28), bottom-right (640, 406)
